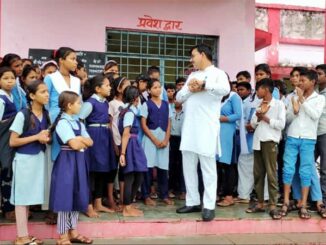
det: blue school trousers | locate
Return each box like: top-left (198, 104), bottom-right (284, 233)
top-left (283, 137), bottom-right (316, 187)
top-left (292, 161), bottom-right (322, 201)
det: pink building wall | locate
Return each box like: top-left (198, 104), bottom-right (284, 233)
top-left (0, 0), bottom-right (255, 79)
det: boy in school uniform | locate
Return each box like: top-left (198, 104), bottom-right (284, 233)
top-left (247, 78), bottom-right (286, 219)
top-left (282, 69), bottom-right (325, 219)
top-left (168, 93), bottom-right (186, 200)
top-left (236, 82), bottom-right (254, 203)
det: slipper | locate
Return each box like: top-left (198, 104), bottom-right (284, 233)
top-left (280, 203), bottom-right (290, 217)
top-left (70, 234), bottom-right (93, 244)
top-left (56, 237), bottom-right (71, 245)
top-left (217, 199), bottom-right (234, 207)
top-left (246, 204), bottom-right (265, 213)
top-left (269, 209), bottom-right (282, 220)
top-left (298, 207), bottom-right (311, 219)
top-left (317, 204), bottom-right (326, 219)
top-left (29, 236), bottom-right (43, 245)
top-left (234, 198), bottom-right (250, 204)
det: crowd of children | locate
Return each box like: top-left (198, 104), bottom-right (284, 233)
top-left (0, 45), bottom-right (326, 244)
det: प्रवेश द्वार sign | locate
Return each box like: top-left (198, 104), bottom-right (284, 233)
top-left (137, 15), bottom-right (183, 31)
top-left (28, 48), bottom-right (106, 77)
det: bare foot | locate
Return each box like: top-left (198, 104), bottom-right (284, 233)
top-left (131, 203), bottom-right (139, 209)
top-left (85, 205), bottom-right (99, 218)
top-left (108, 200), bottom-right (122, 212)
top-left (162, 198), bottom-right (174, 206)
top-left (94, 204), bottom-right (115, 213)
top-left (123, 205), bottom-right (144, 217)
top-left (144, 197), bottom-right (156, 206)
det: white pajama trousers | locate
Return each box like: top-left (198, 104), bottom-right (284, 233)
top-left (182, 151), bottom-right (216, 210)
top-left (237, 153), bottom-right (269, 200)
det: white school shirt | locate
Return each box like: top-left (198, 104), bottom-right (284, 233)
top-left (287, 91), bottom-right (325, 140)
top-left (176, 65), bottom-right (230, 158)
top-left (251, 98), bottom-right (286, 150)
top-left (318, 87), bottom-right (326, 136)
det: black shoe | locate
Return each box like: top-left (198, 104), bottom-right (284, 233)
top-left (202, 208), bottom-right (215, 221)
top-left (176, 205), bottom-right (201, 214)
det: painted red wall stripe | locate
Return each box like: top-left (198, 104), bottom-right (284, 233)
top-left (256, 3), bottom-right (325, 12)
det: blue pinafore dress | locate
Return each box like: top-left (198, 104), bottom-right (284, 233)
top-left (49, 120), bottom-right (89, 212)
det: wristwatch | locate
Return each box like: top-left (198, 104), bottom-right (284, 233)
top-left (201, 80), bottom-right (206, 90)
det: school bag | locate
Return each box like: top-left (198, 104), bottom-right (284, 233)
top-left (0, 108), bottom-right (50, 172)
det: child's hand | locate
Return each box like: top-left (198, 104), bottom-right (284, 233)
top-left (296, 87), bottom-right (304, 103)
top-left (256, 111), bottom-right (264, 121)
top-left (114, 144), bottom-right (120, 156)
top-left (159, 140), bottom-right (169, 148)
top-left (291, 96), bottom-right (300, 114)
top-left (119, 154), bottom-right (126, 167)
top-left (37, 130), bottom-right (50, 144)
top-left (75, 136), bottom-right (84, 141)
top-left (245, 123), bottom-right (255, 133)
top-left (220, 116), bottom-right (228, 122)
top-left (152, 138), bottom-right (162, 148)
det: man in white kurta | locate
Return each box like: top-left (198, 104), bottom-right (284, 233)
top-left (176, 44), bottom-right (230, 221)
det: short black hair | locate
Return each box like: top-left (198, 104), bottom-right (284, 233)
top-left (175, 77), bottom-right (186, 85)
top-left (316, 64), bottom-right (326, 74)
top-left (77, 59), bottom-right (85, 69)
top-left (165, 83), bottom-right (176, 90)
top-left (300, 69), bottom-right (318, 84)
top-left (147, 66), bottom-right (160, 75)
top-left (256, 78), bottom-right (274, 94)
top-left (236, 82), bottom-right (252, 91)
top-left (290, 66), bottom-right (307, 76)
top-left (135, 73), bottom-right (151, 84)
top-left (236, 71), bottom-right (251, 79)
top-left (190, 43), bottom-right (213, 62)
top-left (274, 79), bottom-right (287, 95)
top-left (255, 63), bottom-right (271, 77)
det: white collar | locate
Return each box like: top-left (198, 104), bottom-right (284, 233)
top-left (49, 70), bottom-right (80, 95)
top-left (0, 89), bottom-right (13, 100)
top-left (91, 93), bottom-right (106, 103)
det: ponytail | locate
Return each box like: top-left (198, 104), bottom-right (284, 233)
top-left (49, 110), bottom-right (64, 133)
top-left (82, 78), bottom-right (92, 101)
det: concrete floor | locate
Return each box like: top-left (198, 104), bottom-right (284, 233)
top-left (0, 200), bottom-right (322, 224)
top-left (1, 233), bottom-right (326, 244)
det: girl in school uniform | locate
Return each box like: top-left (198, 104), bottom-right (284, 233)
top-left (9, 80), bottom-right (50, 245)
top-left (140, 78), bottom-right (173, 206)
top-left (0, 67), bottom-right (17, 120)
top-left (49, 91), bottom-right (93, 245)
top-left (108, 76), bottom-right (131, 206)
top-left (0, 66), bottom-right (18, 221)
top-left (44, 47), bottom-right (80, 224)
top-left (216, 82), bottom-right (242, 207)
top-left (119, 86), bottom-right (147, 217)
top-left (20, 65), bottom-right (38, 92)
top-left (0, 53), bottom-right (26, 111)
top-left (79, 74), bottom-right (117, 216)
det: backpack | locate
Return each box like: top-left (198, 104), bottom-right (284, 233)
top-left (0, 108), bottom-right (46, 171)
